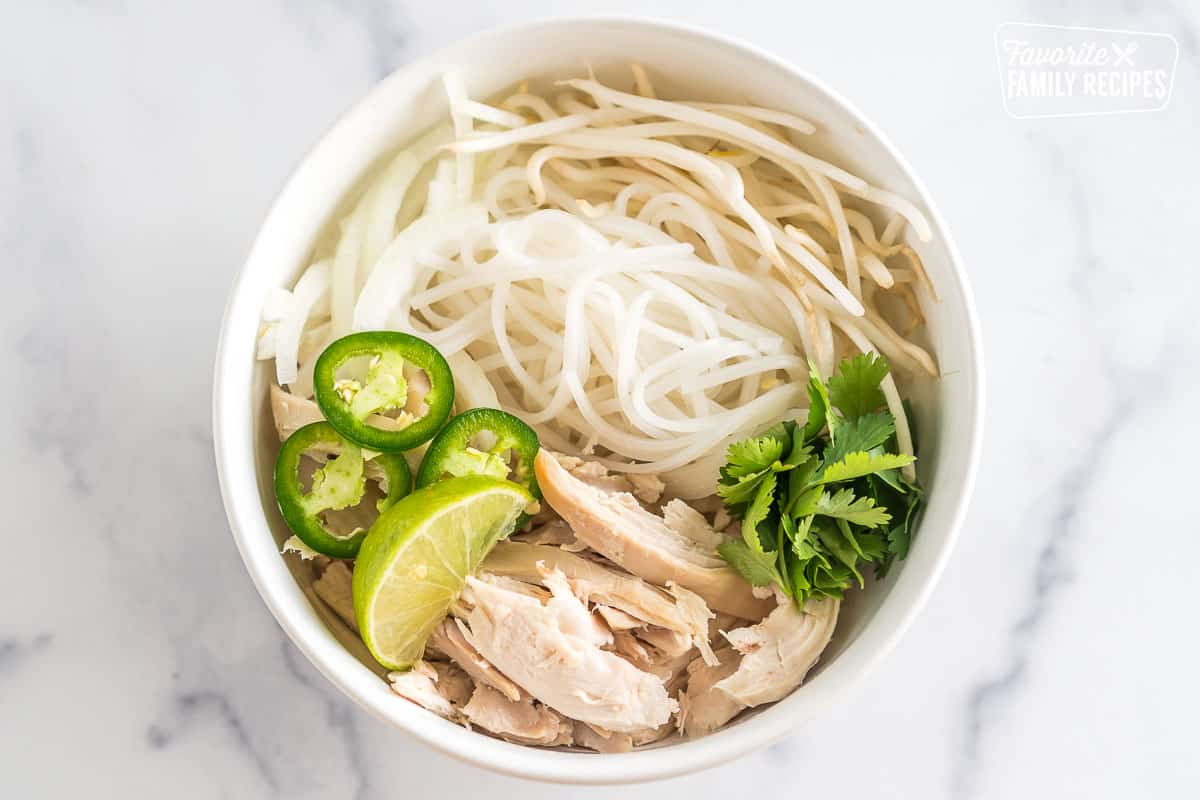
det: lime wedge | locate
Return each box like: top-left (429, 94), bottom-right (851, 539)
top-left (352, 475), bottom-right (534, 670)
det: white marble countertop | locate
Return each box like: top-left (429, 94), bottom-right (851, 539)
top-left (2, 2), bottom-right (1195, 797)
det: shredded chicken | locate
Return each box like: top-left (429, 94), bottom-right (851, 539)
top-left (627, 473), bottom-right (666, 505)
top-left (572, 722), bottom-right (633, 753)
top-left (550, 454), bottom-right (667, 504)
top-left (363, 451), bottom-right (843, 751)
top-left (534, 451), bottom-right (773, 620)
top-left (312, 561), bottom-right (357, 632)
top-left (611, 631), bottom-right (654, 669)
top-left (403, 364), bottom-right (431, 417)
top-left (270, 381), bottom-right (404, 442)
top-left (677, 597), bottom-right (840, 737)
top-left (270, 383), bottom-right (323, 441)
top-left (427, 661), bottom-right (474, 708)
top-left (462, 684), bottom-right (573, 746)
top-left (427, 617), bottom-right (524, 702)
top-left (715, 596), bottom-right (840, 706)
top-left (388, 661), bottom-right (460, 720)
top-left (511, 518), bottom-right (582, 550)
top-left (595, 605), bottom-right (644, 631)
top-left (483, 542), bottom-right (713, 652)
top-left (631, 723), bottom-right (674, 747)
top-left (678, 647), bottom-right (743, 737)
top-left (540, 565), bottom-right (613, 647)
top-left (461, 574), bottom-right (677, 733)
top-left (636, 626), bottom-right (693, 657)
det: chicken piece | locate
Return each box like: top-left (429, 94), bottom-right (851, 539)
top-left (715, 596), bottom-right (839, 706)
top-left (674, 493), bottom-right (730, 530)
top-left (403, 364), bottom-right (431, 417)
top-left (270, 382), bottom-right (405, 442)
top-left (572, 722), bottom-right (633, 753)
top-left (534, 451), bottom-right (773, 620)
top-left (664, 582), bottom-right (718, 664)
top-left (541, 566), bottom-right (612, 647)
top-left (282, 535), bottom-right (328, 564)
top-left (427, 617), bottom-right (524, 702)
top-left (511, 518), bottom-right (582, 550)
top-left (462, 684), bottom-right (573, 747)
top-left (270, 383), bottom-right (324, 441)
top-left (554, 454), bottom-right (635, 495)
top-left (709, 612), bottom-right (741, 642)
top-left (312, 561), bottom-right (357, 632)
top-left (655, 648), bottom-right (699, 693)
top-left (556, 455), bottom-right (665, 504)
top-left (611, 631), bottom-right (654, 669)
top-left (388, 661), bottom-right (461, 720)
top-left (595, 605), bottom-right (644, 631)
top-left (461, 575), bottom-right (677, 733)
top-left (678, 647), bottom-right (743, 737)
top-left (631, 723), bottom-right (675, 747)
top-left (687, 494), bottom-right (725, 515)
top-left (427, 661), bottom-right (474, 708)
top-left (478, 573), bottom-right (549, 601)
top-left (627, 473), bottom-right (666, 505)
top-left (483, 542), bottom-right (712, 649)
top-left (662, 500), bottom-right (726, 551)
top-left (636, 626), bottom-right (693, 658)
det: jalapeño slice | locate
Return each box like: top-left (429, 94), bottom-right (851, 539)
top-left (313, 332), bottom-right (454, 452)
top-left (415, 407), bottom-right (541, 502)
top-left (274, 421), bottom-right (413, 558)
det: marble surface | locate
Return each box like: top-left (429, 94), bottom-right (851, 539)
top-left (2, 1), bottom-right (1196, 797)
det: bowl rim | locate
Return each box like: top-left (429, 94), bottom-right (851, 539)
top-left (212, 14), bottom-right (984, 785)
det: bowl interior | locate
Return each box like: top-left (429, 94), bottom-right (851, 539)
top-left (217, 17), bottom-right (981, 784)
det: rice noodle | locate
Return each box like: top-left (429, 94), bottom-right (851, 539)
top-left (266, 67), bottom-right (938, 496)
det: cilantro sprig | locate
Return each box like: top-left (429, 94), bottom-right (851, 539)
top-left (717, 354), bottom-right (923, 607)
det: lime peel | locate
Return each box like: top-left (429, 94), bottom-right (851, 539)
top-left (352, 475), bottom-right (533, 670)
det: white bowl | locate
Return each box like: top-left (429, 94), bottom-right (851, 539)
top-left (213, 16), bottom-right (984, 785)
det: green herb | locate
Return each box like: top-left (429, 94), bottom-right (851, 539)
top-left (716, 353), bottom-right (924, 607)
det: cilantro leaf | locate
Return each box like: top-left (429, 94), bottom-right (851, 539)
top-left (785, 454), bottom-right (821, 498)
top-left (862, 474), bottom-right (924, 577)
top-left (884, 483), bottom-right (923, 563)
top-left (814, 487), bottom-right (892, 527)
top-left (742, 471), bottom-right (778, 547)
top-left (825, 411), bottom-right (895, 465)
top-left (782, 427), bottom-right (811, 468)
top-left (791, 515), bottom-right (816, 555)
top-left (789, 556), bottom-right (812, 597)
top-left (813, 565), bottom-right (851, 594)
top-left (786, 484), bottom-right (823, 518)
top-left (717, 469), bottom-right (770, 508)
top-left (872, 463), bottom-right (905, 492)
top-left (804, 361), bottom-right (833, 441)
top-left (720, 422), bottom-right (806, 516)
top-left (757, 420), bottom-right (798, 452)
top-left (821, 450), bottom-right (915, 484)
top-left (723, 434), bottom-right (785, 480)
top-left (717, 352), bottom-right (923, 607)
top-left (813, 518), bottom-right (865, 588)
top-left (856, 531), bottom-right (888, 561)
top-left (718, 539), bottom-right (781, 587)
top-left (828, 353), bottom-right (889, 420)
